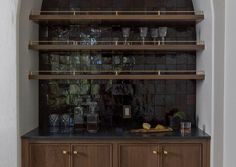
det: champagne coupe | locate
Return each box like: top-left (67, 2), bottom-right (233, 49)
top-left (122, 28), bottom-right (130, 45)
top-left (140, 27), bottom-right (148, 45)
top-left (150, 28), bottom-right (159, 44)
top-left (159, 27), bottom-right (168, 44)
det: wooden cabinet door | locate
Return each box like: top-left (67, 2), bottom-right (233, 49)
top-left (119, 144), bottom-right (159, 167)
top-left (160, 144), bottom-right (202, 167)
top-left (29, 144), bottom-right (70, 167)
top-left (72, 144), bottom-right (112, 167)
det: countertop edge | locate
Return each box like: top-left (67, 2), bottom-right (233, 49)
top-left (21, 128), bottom-right (211, 140)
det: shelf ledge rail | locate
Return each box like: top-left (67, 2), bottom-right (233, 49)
top-left (29, 40), bottom-right (205, 46)
top-left (30, 10), bottom-right (204, 16)
top-left (29, 70), bottom-right (204, 74)
top-left (28, 70), bottom-right (205, 80)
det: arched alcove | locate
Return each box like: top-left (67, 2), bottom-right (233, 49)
top-left (17, 1), bottom-right (223, 167)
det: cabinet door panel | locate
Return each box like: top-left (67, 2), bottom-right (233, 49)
top-left (161, 144), bottom-right (202, 167)
top-left (29, 144), bottom-right (70, 167)
top-left (119, 144), bottom-right (159, 167)
top-left (72, 144), bottom-right (112, 167)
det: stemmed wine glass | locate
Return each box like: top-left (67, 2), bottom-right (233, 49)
top-left (61, 114), bottom-right (71, 133)
top-left (159, 27), bottom-right (168, 44)
top-left (122, 28), bottom-right (130, 45)
top-left (150, 28), bottom-right (159, 45)
top-left (49, 114), bottom-right (59, 133)
top-left (140, 27), bottom-right (148, 45)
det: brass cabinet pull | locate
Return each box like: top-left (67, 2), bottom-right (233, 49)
top-left (62, 150), bottom-right (68, 155)
top-left (73, 151), bottom-right (78, 155)
top-left (152, 150), bottom-right (158, 154)
top-left (163, 150), bottom-right (168, 155)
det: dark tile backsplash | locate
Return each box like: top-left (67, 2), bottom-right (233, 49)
top-left (42, 0), bottom-right (194, 11)
top-left (39, 0), bottom-right (197, 129)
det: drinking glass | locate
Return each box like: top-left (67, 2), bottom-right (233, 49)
top-left (122, 28), bottom-right (130, 45)
top-left (49, 114), bottom-right (59, 133)
top-left (159, 27), bottom-right (168, 44)
top-left (61, 114), bottom-right (71, 133)
top-left (140, 27), bottom-right (148, 45)
top-left (150, 28), bottom-right (159, 44)
top-left (180, 122), bottom-right (192, 135)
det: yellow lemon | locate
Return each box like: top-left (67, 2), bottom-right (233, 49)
top-left (155, 124), bottom-right (166, 130)
top-left (143, 123), bottom-right (151, 130)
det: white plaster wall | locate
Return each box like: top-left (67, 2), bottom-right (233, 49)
top-left (18, 0), bottom-right (42, 166)
top-left (212, 1), bottom-right (225, 167)
top-left (0, 1), bottom-right (20, 167)
top-left (224, 0), bottom-right (236, 166)
top-left (19, 0), bottom-right (42, 135)
top-left (192, 0), bottom-right (214, 135)
top-left (192, 1), bottom-right (215, 167)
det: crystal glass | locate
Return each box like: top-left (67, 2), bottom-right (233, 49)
top-left (140, 27), bottom-right (148, 45)
top-left (150, 28), bottom-right (159, 44)
top-left (49, 114), bottom-right (59, 133)
top-left (159, 27), bottom-right (168, 44)
top-left (61, 114), bottom-right (71, 133)
top-left (122, 28), bottom-right (130, 45)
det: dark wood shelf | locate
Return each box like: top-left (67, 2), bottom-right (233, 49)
top-left (30, 10), bottom-right (204, 23)
top-left (29, 41), bottom-right (204, 51)
top-left (28, 70), bottom-right (205, 80)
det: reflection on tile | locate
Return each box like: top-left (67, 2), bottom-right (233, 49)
top-left (80, 54), bottom-right (90, 65)
top-left (60, 56), bottom-right (70, 64)
top-left (91, 54), bottom-right (102, 65)
top-left (103, 56), bottom-right (112, 64)
top-left (113, 56), bottom-right (121, 65)
top-left (49, 54), bottom-right (59, 64)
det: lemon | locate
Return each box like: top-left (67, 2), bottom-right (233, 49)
top-left (143, 123), bottom-right (151, 130)
top-left (155, 124), bottom-right (166, 130)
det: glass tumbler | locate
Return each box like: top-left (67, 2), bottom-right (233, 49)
top-left (180, 122), bottom-right (192, 134)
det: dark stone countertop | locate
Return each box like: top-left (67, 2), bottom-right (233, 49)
top-left (22, 128), bottom-right (210, 140)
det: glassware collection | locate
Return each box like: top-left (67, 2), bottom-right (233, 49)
top-left (53, 26), bottom-right (168, 45)
top-left (49, 101), bottom-right (99, 134)
top-left (121, 27), bottom-right (168, 45)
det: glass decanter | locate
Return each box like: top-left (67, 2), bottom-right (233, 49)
top-left (87, 102), bottom-right (99, 133)
top-left (74, 106), bottom-right (84, 131)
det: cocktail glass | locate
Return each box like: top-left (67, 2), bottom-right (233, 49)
top-left (122, 28), bottom-right (130, 45)
top-left (140, 27), bottom-right (148, 45)
top-left (159, 27), bottom-right (168, 44)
